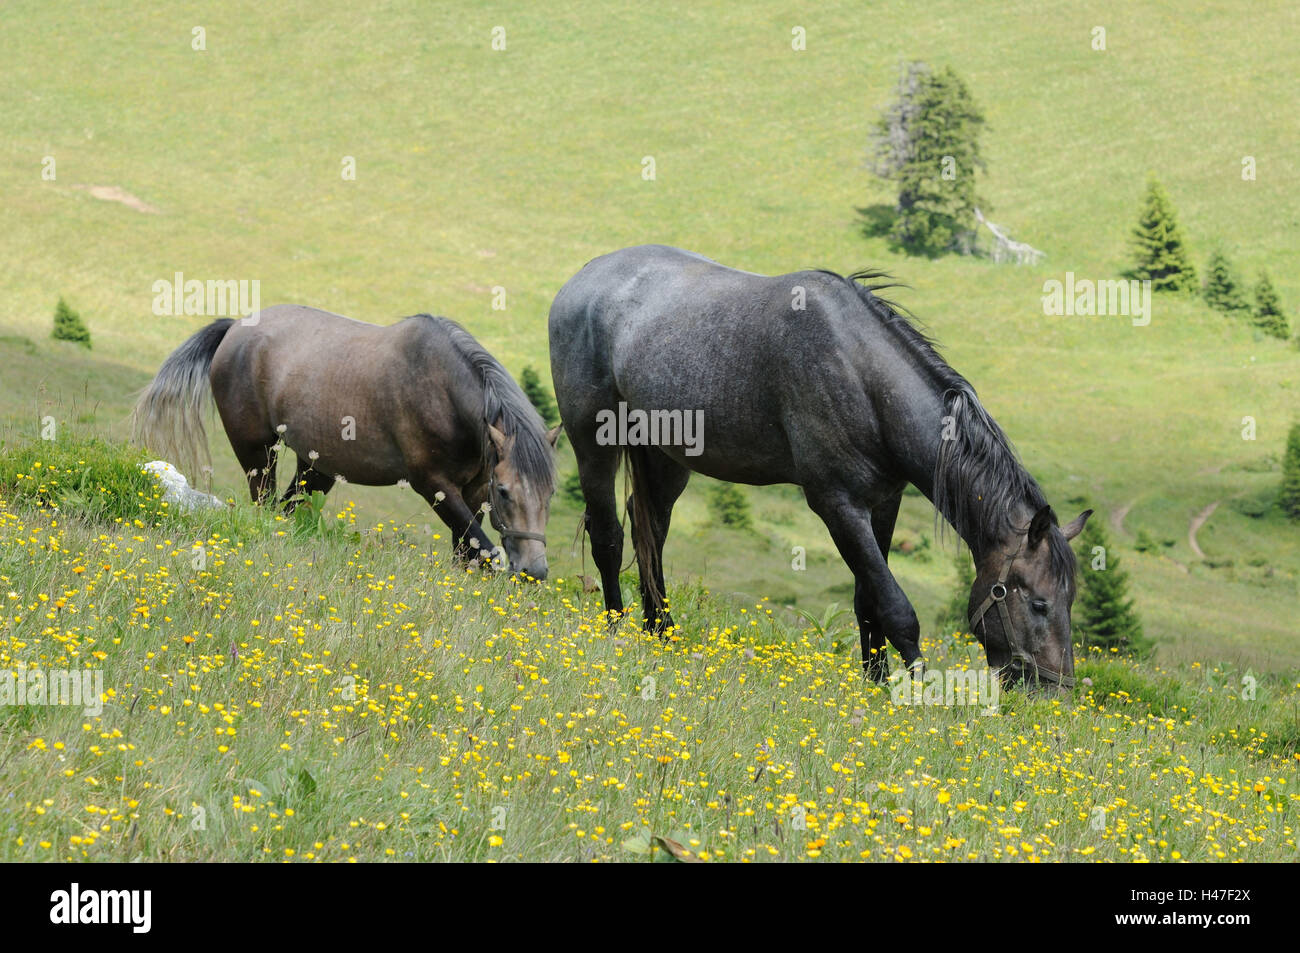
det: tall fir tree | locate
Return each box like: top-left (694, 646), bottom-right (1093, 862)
top-left (1252, 270), bottom-right (1290, 339)
top-left (51, 297), bottom-right (91, 348)
top-left (519, 365), bottom-right (559, 427)
top-left (1129, 177), bottom-right (1197, 293)
top-left (1280, 421), bottom-right (1300, 522)
top-left (1202, 250), bottom-right (1249, 314)
top-left (1073, 519), bottom-right (1151, 658)
top-left (869, 62), bottom-right (986, 256)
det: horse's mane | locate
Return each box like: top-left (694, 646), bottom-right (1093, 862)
top-left (414, 315), bottom-right (556, 493)
top-left (823, 271), bottom-right (1076, 591)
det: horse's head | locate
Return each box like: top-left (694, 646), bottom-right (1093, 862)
top-left (969, 506), bottom-right (1092, 690)
top-left (486, 421), bottom-right (562, 580)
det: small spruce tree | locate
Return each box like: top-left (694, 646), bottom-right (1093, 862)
top-left (1279, 421), bottom-right (1300, 522)
top-left (1129, 177), bottom-right (1197, 293)
top-left (707, 482), bottom-right (752, 529)
top-left (1074, 520), bottom-right (1151, 658)
top-left (561, 471), bottom-right (585, 507)
top-left (519, 366), bottom-right (559, 426)
top-left (1252, 270), bottom-right (1290, 339)
top-left (1202, 250), bottom-right (1250, 314)
top-left (51, 297), bottom-right (91, 348)
top-left (934, 547), bottom-right (976, 636)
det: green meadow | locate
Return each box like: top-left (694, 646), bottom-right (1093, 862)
top-left (1, 0), bottom-right (1296, 690)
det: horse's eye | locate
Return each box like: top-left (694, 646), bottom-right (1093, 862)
top-left (497, 485), bottom-right (510, 499)
top-left (1031, 600), bottom-right (1049, 615)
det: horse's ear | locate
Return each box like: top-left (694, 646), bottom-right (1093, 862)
top-left (546, 423), bottom-right (563, 448)
top-left (1028, 505), bottom-right (1056, 548)
top-left (487, 423), bottom-right (509, 457)
top-left (1061, 509), bottom-right (1093, 541)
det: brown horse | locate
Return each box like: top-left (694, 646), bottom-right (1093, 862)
top-left (132, 306), bottom-right (560, 578)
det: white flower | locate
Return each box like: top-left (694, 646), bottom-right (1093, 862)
top-left (433, 491), bottom-right (446, 502)
top-left (480, 501), bottom-right (492, 514)
top-left (468, 537), bottom-right (481, 549)
top-left (308, 450), bottom-right (319, 461)
top-left (396, 478), bottom-right (409, 489)
top-left (335, 474), bottom-right (348, 484)
top-left (276, 424), bottom-right (287, 434)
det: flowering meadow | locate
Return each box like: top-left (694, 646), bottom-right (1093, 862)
top-left (1, 446), bottom-right (1297, 862)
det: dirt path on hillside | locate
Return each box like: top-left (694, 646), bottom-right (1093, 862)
top-left (1188, 501), bottom-right (1220, 559)
top-left (1110, 501), bottom-right (1133, 535)
top-left (71, 184), bottom-right (159, 213)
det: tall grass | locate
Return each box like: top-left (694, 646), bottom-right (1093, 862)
top-left (0, 439), bottom-right (1295, 862)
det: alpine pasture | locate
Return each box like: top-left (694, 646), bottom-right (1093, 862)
top-left (0, 1), bottom-right (1297, 862)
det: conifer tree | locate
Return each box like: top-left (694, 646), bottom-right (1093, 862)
top-left (1279, 421), bottom-right (1300, 522)
top-left (1074, 520), bottom-right (1151, 657)
top-left (935, 548), bottom-right (976, 637)
top-left (51, 297), bottom-right (91, 348)
top-left (1202, 250), bottom-right (1249, 314)
top-left (707, 482), bottom-right (752, 529)
top-left (869, 62), bottom-right (986, 256)
top-left (1252, 270), bottom-right (1289, 339)
top-left (1129, 177), bottom-right (1197, 293)
top-left (519, 366), bottom-right (559, 427)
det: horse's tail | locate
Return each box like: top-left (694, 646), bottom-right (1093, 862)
top-left (131, 318), bottom-right (235, 483)
top-left (623, 447), bottom-right (666, 617)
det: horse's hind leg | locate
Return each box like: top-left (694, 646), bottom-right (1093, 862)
top-left (571, 438), bottom-right (625, 619)
top-left (230, 438), bottom-right (279, 504)
top-left (858, 490), bottom-right (903, 681)
top-left (279, 455), bottom-right (335, 514)
top-left (627, 447), bottom-right (690, 633)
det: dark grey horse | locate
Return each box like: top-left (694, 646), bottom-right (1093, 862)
top-left (549, 245), bottom-right (1090, 685)
top-left (133, 306), bottom-right (560, 579)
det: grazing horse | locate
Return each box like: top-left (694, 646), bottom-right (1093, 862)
top-left (549, 245), bottom-right (1091, 686)
top-left (133, 306), bottom-right (560, 579)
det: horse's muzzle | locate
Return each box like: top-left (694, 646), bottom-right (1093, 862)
top-left (511, 562), bottom-right (548, 582)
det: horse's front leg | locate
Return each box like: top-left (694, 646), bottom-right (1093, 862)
top-left (414, 480), bottom-right (499, 568)
top-left (807, 488), bottom-right (923, 680)
top-left (854, 579), bottom-right (888, 682)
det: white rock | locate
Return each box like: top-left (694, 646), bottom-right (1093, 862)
top-left (143, 461), bottom-right (226, 511)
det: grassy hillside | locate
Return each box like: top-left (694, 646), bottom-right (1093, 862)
top-left (1, 0), bottom-right (1298, 677)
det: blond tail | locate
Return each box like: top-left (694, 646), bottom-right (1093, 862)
top-left (130, 319), bottom-right (234, 483)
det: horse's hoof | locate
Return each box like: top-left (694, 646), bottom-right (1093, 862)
top-left (862, 647), bottom-right (890, 684)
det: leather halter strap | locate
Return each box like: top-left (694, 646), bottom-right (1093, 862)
top-left (969, 535), bottom-right (1074, 689)
top-left (496, 527), bottom-right (547, 543)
